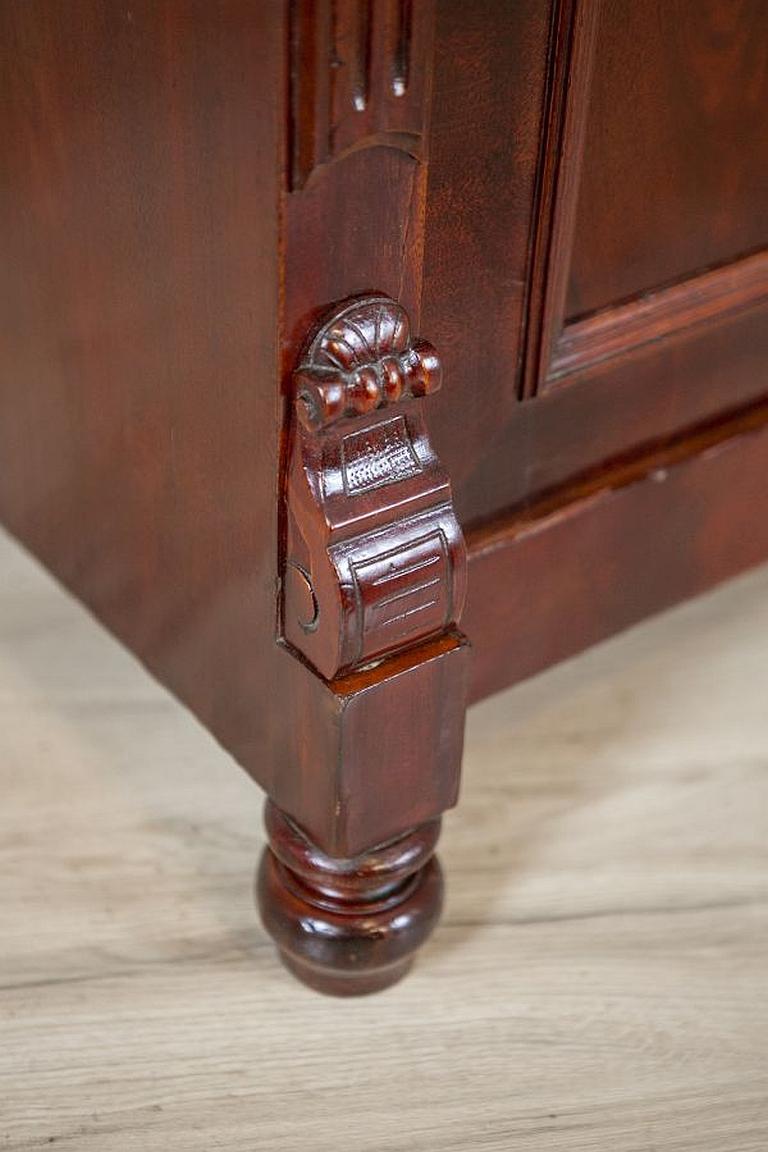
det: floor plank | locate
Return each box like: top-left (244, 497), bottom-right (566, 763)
top-left (0, 528), bottom-right (767, 1151)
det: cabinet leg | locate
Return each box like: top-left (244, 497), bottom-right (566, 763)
top-left (257, 801), bottom-right (443, 996)
top-left (268, 294), bottom-right (469, 994)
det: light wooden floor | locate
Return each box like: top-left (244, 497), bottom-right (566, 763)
top-left (1, 528), bottom-right (767, 1152)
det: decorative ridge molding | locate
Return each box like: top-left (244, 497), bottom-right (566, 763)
top-left (549, 248), bottom-right (768, 383)
top-left (520, 0), bottom-right (602, 399)
top-left (288, 0), bottom-right (434, 190)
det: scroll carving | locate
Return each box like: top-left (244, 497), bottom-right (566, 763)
top-left (283, 294), bottom-right (467, 681)
top-left (289, 0), bottom-right (435, 190)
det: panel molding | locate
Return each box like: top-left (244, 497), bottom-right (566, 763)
top-left (521, 0), bottom-right (601, 399)
top-left (549, 249), bottom-right (768, 384)
top-left (522, 0), bottom-right (768, 398)
top-left (465, 396), bottom-right (768, 702)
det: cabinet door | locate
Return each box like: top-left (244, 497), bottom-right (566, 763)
top-left (423, 0), bottom-right (768, 525)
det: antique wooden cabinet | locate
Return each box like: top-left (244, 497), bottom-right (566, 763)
top-left (1, 1), bottom-right (767, 994)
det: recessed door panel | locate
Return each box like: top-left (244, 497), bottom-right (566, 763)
top-left (567, 0), bottom-right (768, 320)
top-left (422, 0), bottom-right (768, 525)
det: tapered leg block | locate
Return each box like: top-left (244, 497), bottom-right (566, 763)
top-left (257, 801), bottom-right (444, 996)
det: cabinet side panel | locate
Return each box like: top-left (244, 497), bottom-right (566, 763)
top-left (0, 2), bottom-right (284, 766)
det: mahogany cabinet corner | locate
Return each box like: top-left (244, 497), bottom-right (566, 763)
top-left (1, 0), bottom-right (767, 994)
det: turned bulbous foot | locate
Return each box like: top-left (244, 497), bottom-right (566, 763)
top-left (256, 800), bottom-right (444, 996)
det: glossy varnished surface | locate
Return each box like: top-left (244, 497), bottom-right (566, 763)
top-left (0, 3), bottom-right (460, 864)
top-left (0, 0), bottom-right (286, 793)
top-left (465, 399), bottom-right (768, 702)
top-left (257, 803), bottom-right (444, 995)
top-left (283, 293), bottom-right (465, 679)
top-left (2, 1), bottom-right (768, 887)
top-left (264, 288), bottom-right (469, 987)
top-left (567, 0), bottom-right (768, 318)
top-left (2, 528), bottom-right (767, 1148)
top-left (422, 0), bottom-right (768, 520)
top-left (0, 3), bottom-right (471, 866)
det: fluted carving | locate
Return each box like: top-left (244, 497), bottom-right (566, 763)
top-left (289, 0), bottom-right (435, 189)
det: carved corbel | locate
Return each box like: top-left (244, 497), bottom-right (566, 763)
top-left (282, 293), bottom-right (467, 679)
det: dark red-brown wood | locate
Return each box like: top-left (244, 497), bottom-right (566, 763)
top-left (566, 0), bottom-right (768, 320)
top-left (465, 399), bottom-right (768, 704)
top-left (1, 0), bottom-right (767, 994)
top-left (260, 292), bottom-right (470, 992)
top-left (423, 0), bottom-right (768, 521)
top-left (283, 294), bottom-right (465, 680)
top-left (258, 801), bottom-right (444, 996)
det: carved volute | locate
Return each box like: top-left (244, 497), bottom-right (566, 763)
top-left (283, 294), bottom-right (467, 681)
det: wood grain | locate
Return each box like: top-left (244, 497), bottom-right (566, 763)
top-left (465, 398), bottom-right (768, 703)
top-left (567, 0), bottom-right (768, 319)
top-left (550, 249), bottom-right (768, 383)
top-left (2, 1), bottom-right (768, 1005)
top-left (420, 0), bottom-right (768, 520)
top-left (3, 0), bottom-right (768, 806)
top-left (521, 0), bottom-right (602, 399)
top-left (1, 527), bottom-right (767, 1149)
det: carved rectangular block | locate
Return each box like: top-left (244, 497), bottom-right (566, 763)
top-left (347, 527), bottom-right (451, 663)
top-left (341, 415), bottom-right (422, 495)
top-left (273, 631), bottom-right (471, 856)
